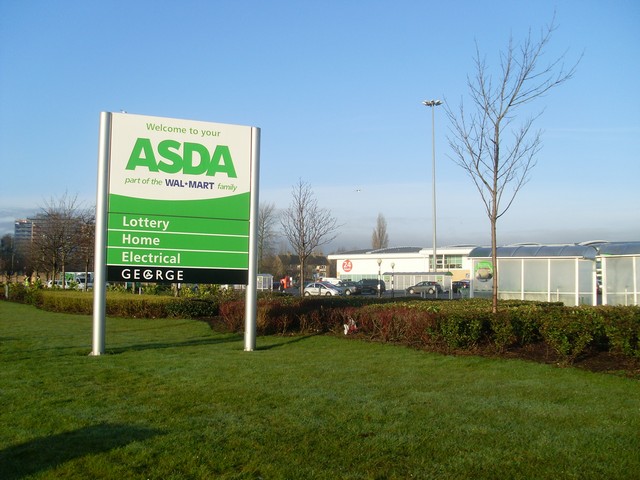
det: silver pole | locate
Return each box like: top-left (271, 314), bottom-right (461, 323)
top-left (91, 112), bottom-right (111, 356)
top-left (244, 127), bottom-right (261, 351)
top-left (391, 262), bottom-right (395, 298)
top-left (422, 100), bottom-right (442, 272)
top-left (431, 105), bottom-right (437, 272)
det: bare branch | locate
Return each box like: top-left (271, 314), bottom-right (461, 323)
top-left (258, 202), bottom-right (278, 271)
top-left (444, 16), bottom-right (579, 312)
top-left (280, 179), bottom-right (340, 293)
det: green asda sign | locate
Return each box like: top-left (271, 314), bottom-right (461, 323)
top-left (105, 113), bottom-right (256, 284)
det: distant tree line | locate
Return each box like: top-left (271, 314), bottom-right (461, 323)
top-left (1, 193), bottom-right (94, 286)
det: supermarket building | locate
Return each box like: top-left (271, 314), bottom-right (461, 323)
top-left (327, 242), bottom-right (640, 306)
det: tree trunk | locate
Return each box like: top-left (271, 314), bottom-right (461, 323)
top-left (84, 260), bottom-right (90, 292)
top-left (491, 217), bottom-right (498, 314)
top-left (492, 126), bottom-right (500, 314)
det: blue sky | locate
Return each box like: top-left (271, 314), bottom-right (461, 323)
top-left (1, 0), bottom-right (639, 252)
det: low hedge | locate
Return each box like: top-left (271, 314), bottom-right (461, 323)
top-left (216, 296), bottom-right (640, 364)
top-left (1, 282), bottom-right (43, 305)
top-left (4, 284), bottom-right (640, 364)
top-left (599, 306), bottom-right (640, 357)
top-left (5, 288), bottom-right (220, 319)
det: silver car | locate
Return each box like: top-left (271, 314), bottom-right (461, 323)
top-left (303, 282), bottom-right (343, 296)
top-left (406, 281), bottom-right (443, 295)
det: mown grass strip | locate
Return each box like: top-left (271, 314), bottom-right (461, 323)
top-left (1, 301), bottom-right (638, 479)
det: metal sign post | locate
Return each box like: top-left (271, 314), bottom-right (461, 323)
top-left (91, 112), bottom-right (111, 356)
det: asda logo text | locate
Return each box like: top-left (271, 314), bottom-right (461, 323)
top-left (125, 138), bottom-right (237, 177)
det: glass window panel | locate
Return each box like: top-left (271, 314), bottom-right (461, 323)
top-left (499, 259), bottom-right (521, 294)
top-left (578, 260), bottom-right (595, 294)
top-left (524, 259), bottom-right (548, 293)
top-left (549, 259), bottom-right (574, 293)
top-left (608, 258), bottom-right (633, 292)
top-left (444, 255), bottom-right (462, 269)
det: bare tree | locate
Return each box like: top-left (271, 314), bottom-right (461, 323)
top-left (77, 207), bottom-right (96, 291)
top-left (371, 213), bottom-right (389, 250)
top-left (280, 179), bottom-right (339, 295)
top-left (31, 193), bottom-right (86, 287)
top-left (445, 18), bottom-right (579, 313)
top-left (0, 234), bottom-right (15, 282)
top-left (257, 202), bottom-right (278, 272)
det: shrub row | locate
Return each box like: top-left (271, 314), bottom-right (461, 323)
top-left (3, 283), bottom-right (639, 364)
top-left (217, 296), bottom-right (640, 364)
top-left (2, 284), bottom-right (220, 319)
top-left (2, 282), bottom-right (42, 305)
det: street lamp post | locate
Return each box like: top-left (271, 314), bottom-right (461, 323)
top-left (391, 262), bottom-right (395, 298)
top-left (422, 99), bottom-right (442, 272)
top-left (377, 258), bottom-right (382, 298)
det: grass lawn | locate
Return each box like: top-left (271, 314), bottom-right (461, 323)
top-left (1, 301), bottom-right (639, 479)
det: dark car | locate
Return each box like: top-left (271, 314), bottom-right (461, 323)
top-left (406, 281), bottom-right (442, 295)
top-left (452, 279), bottom-right (470, 293)
top-left (357, 278), bottom-right (386, 294)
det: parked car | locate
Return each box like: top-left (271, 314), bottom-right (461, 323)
top-left (356, 278), bottom-right (386, 294)
top-left (321, 278), bottom-right (360, 295)
top-left (452, 279), bottom-right (470, 293)
top-left (406, 281), bottom-right (443, 295)
top-left (303, 282), bottom-right (343, 296)
top-left (319, 281), bottom-right (345, 294)
top-left (337, 280), bottom-right (362, 295)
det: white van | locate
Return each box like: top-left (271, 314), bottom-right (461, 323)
top-left (75, 277), bottom-right (94, 290)
top-left (320, 277), bottom-right (341, 285)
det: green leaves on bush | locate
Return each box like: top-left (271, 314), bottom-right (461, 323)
top-left (2, 282), bottom-right (43, 305)
top-left (600, 306), bottom-right (640, 358)
top-left (7, 289), bottom-right (220, 319)
top-left (540, 307), bottom-right (605, 364)
top-left (439, 311), bottom-right (485, 349)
